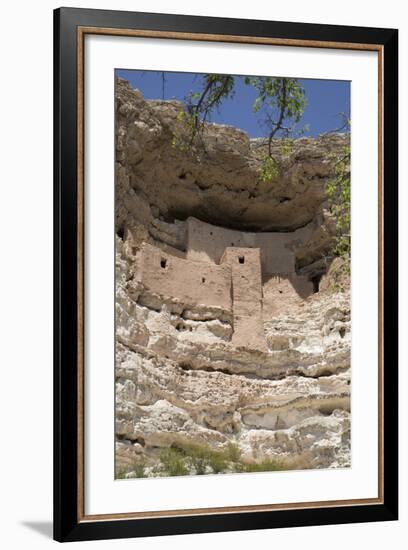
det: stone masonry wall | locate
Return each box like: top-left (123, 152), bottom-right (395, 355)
top-left (221, 247), bottom-right (267, 351)
top-left (186, 217), bottom-right (314, 275)
top-left (135, 242), bottom-right (232, 311)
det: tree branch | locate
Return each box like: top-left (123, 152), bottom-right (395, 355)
top-left (268, 79), bottom-right (287, 157)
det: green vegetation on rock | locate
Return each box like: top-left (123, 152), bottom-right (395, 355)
top-left (258, 156), bottom-right (279, 183)
top-left (117, 441), bottom-right (294, 479)
top-left (326, 144), bottom-right (351, 263)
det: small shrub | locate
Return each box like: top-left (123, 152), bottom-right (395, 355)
top-left (280, 138), bottom-right (294, 157)
top-left (326, 144), bottom-right (351, 261)
top-left (169, 442), bottom-right (230, 475)
top-left (224, 442), bottom-right (241, 462)
top-left (133, 461), bottom-right (146, 478)
top-left (171, 135), bottom-right (189, 153)
top-left (258, 156), bottom-right (279, 183)
top-left (182, 443), bottom-right (210, 475)
top-left (241, 458), bottom-right (287, 473)
top-left (207, 451), bottom-right (228, 474)
top-left (115, 467), bottom-right (127, 479)
top-left (159, 448), bottom-right (189, 477)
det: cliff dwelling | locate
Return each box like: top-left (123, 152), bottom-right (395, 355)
top-left (133, 217), bottom-right (315, 352)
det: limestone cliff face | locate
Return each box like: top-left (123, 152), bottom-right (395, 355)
top-left (115, 78), bottom-right (351, 477)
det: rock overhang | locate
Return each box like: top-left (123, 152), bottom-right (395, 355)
top-left (115, 77), bottom-right (349, 235)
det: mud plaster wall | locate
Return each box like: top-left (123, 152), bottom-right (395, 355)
top-left (186, 217), bottom-right (300, 274)
top-left (221, 247), bottom-right (267, 351)
top-left (135, 243), bottom-right (232, 311)
top-left (263, 275), bottom-right (314, 318)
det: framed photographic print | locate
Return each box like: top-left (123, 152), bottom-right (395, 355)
top-left (53, 7), bottom-right (398, 542)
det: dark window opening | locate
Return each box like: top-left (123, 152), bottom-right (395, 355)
top-left (238, 256), bottom-right (245, 264)
top-left (160, 258), bottom-right (167, 269)
top-left (117, 226), bottom-right (124, 240)
top-left (231, 243), bottom-right (234, 247)
top-left (339, 327), bottom-right (346, 339)
top-left (210, 231), bottom-right (213, 236)
top-left (132, 246), bottom-right (137, 256)
top-left (201, 277), bottom-right (206, 283)
top-left (311, 275), bottom-right (321, 293)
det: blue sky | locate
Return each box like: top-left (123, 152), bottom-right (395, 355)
top-left (116, 69), bottom-right (350, 139)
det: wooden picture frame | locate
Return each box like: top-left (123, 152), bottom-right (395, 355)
top-left (54, 7), bottom-right (398, 542)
